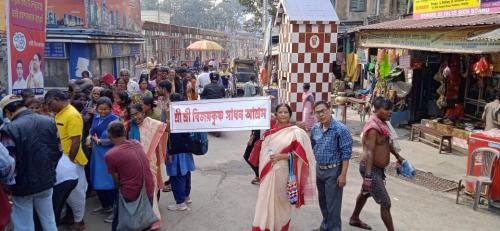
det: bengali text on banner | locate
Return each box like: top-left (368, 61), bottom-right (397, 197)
top-left (170, 97), bottom-right (271, 133)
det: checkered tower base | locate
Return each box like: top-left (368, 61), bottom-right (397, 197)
top-left (277, 18), bottom-right (338, 121)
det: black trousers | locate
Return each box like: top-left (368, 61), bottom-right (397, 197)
top-left (243, 130), bottom-right (260, 177)
top-left (34, 179), bottom-right (78, 231)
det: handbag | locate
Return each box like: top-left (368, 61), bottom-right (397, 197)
top-left (287, 153), bottom-right (299, 205)
top-left (116, 146), bottom-right (159, 231)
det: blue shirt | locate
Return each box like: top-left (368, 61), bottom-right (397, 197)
top-left (166, 153), bottom-right (196, 177)
top-left (310, 119), bottom-right (353, 164)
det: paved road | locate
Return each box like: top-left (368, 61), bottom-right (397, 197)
top-left (84, 131), bottom-right (500, 231)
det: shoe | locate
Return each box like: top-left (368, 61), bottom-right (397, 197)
top-left (185, 197), bottom-right (193, 204)
top-left (91, 207), bottom-right (112, 215)
top-left (251, 177), bottom-right (260, 185)
top-left (167, 203), bottom-right (188, 211)
top-left (162, 184), bottom-right (172, 192)
top-left (69, 221), bottom-right (85, 231)
top-left (103, 214), bottom-right (114, 223)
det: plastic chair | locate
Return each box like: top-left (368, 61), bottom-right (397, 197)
top-left (456, 147), bottom-right (500, 210)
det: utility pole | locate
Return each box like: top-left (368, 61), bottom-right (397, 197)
top-left (263, 0), bottom-right (268, 33)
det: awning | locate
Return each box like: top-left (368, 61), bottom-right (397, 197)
top-left (350, 13), bottom-right (500, 32)
top-left (468, 28), bottom-right (500, 41)
top-left (352, 14), bottom-right (500, 54)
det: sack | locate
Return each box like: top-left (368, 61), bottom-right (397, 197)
top-left (287, 153), bottom-right (299, 205)
top-left (116, 186), bottom-right (158, 231)
top-left (188, 132), bottom-right (208, 155)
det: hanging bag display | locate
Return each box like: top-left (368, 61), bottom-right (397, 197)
top-left (287, 152), bottom-right (299, 205)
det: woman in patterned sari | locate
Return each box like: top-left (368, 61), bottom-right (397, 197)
top-left (249, 104), bottom-right (317, 231)
top-left (128, 103), bottom-right (168, 230)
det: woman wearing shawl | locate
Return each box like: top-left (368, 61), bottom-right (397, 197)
top-left (128, 103), bottom-right (168, 230)
top-left (86, 97), bottom-right (119, 222)
top-left (249, 104), bottom-right (317, 231)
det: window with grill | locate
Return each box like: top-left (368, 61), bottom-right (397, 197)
top-left (350, 0), bottom-right (367, 12)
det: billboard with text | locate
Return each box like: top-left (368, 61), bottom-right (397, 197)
top-left (7, 0), bottom-right (46, 95)
top-left (414, 0), bottom-right (500, 19)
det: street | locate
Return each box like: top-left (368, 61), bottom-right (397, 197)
top-left (83, 130), bottom-right (500, 231)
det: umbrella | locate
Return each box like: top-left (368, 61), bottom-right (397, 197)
top-left (187, 40), bottom-right (224, 51)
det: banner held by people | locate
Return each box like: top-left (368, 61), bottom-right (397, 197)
top-left (170, 97), bottom-right (271, 133)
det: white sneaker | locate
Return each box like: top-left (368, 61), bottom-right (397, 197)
top-left (185, 197), bottom-right (193, 204)
top-left (167, 203), bottom-right (188, 211)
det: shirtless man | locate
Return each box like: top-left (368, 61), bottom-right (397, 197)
top-left (349, 97), bottom-right (404, 231)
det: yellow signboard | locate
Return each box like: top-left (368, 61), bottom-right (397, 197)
top-left (0, 0), bottom-right (5, 32)
top-left (414, 0), bottom-right (481, 13)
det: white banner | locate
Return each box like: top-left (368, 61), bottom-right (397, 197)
top-left (170, 97), bottom-right (271, 133)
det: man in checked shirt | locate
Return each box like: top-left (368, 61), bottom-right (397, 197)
top-left (311, 101), bottom-right (352, 231)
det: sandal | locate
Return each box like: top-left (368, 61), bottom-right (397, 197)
top-left (349, 220), bottom-right (372, 230)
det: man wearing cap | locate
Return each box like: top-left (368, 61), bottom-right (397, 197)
top-left (45, 89), bottom-right (88, 230)
top-left (0, 95), bottom-right (62, 230)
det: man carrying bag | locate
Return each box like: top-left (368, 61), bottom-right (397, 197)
top-left (105, 122), bottom-right (158, 231)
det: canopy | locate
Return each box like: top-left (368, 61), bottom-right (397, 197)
top-left (468, 28), bottom-right (500, 41)
top-left (187, 40), bottom-right (224, 51)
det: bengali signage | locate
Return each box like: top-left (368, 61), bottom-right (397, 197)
top-left (357, 48), bottom-right (368, 64)
top-left (170, 97), bottom-right (271, 133)
top-left (359, 27), bottom-right (500, 54)
top-left (96, 44), bottom-right (141, 58)
top-left (7, 0), bottom-right (46, 95)
top-left (414, 0), bottom-right (500, 19)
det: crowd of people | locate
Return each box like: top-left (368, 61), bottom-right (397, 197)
top-left (0, 56), bottom-right (407, 231)
top-left (0, 61), bottom-right (250, 231)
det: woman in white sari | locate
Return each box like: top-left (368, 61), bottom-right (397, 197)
top-left (249, 104), bottom-right (317, 231)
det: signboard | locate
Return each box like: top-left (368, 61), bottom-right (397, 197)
top-left (359, 28), bottom-right (500, 54)
top-left (414, 0), bottom-right (500, 19)
top-left (0, 0), bottom-right (5, 32)
top-left (44, 42), bottom-right (66, 58)
top-left (357, 48), bottom-right (368, 64)
top-left (7, 0), bottom-right (47, 95)
top-left (399, 55), bottom-right (411, 69)
top-left (170, 97), bottom-right (271, 133)
top-left (47, 0), bottom-right (142, 32)
top-left (47, 0), bottom-right (86, 28)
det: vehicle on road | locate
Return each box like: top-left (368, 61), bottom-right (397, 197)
top-left (232, 59), bottom-right (261, 97)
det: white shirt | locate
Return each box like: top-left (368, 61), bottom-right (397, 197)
top-left (127, 80), bottom-right (141, 95)
top-left (196, 72), bottom-right (211, 94)
top-left (33, 71), bottom-right (44, 88)
top-left (55, 155), bottom-right (78, 185)
top-left (12, 78), bottom-right (27, 89)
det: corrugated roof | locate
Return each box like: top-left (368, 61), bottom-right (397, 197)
top-left (350, 13), bottom-right (500, 32)
top-left (468, 28), bottom-right (500, 41)
top-left (276, 0), bottom-right (339, 25)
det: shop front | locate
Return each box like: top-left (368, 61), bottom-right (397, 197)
top-left (349, 13), bottom-right (500, 150)
top-left (44, 31), bottom-right (143, 89)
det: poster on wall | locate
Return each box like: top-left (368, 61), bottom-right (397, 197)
top-left (47, 0), bottom-right (86, 28)
top-left (87, 0), bottom-right (142, 32)
top-left (7, 0), bottom-right (47, 95)
top-left (69, 43), bottom-right (91, 80)
top-left (414, 0), bottom-right (500, 19)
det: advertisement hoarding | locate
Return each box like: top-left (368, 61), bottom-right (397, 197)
top-left (7, 0), bottom-right (47, 95)
top-left (170, 97), bottom-right (271, 133)
top-left (414, 0), bottom-right (500, 19)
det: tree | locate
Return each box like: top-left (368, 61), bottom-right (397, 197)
top-left (141, 0), bottom-right (160, 11)
top-left (239, 0), bottom-right (279, 32)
